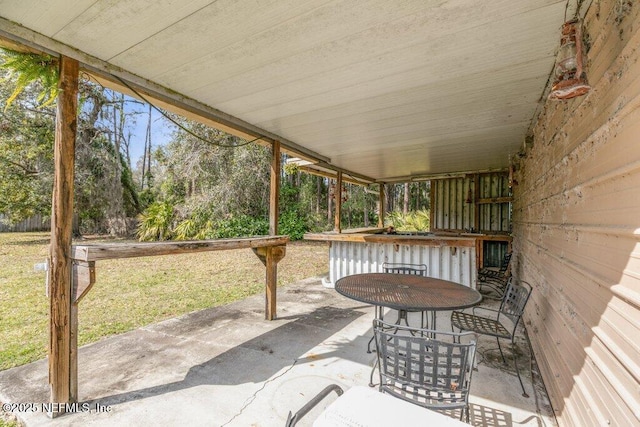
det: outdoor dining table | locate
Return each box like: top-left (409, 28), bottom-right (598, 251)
top-left (334, 272), bottom-right (482, 331)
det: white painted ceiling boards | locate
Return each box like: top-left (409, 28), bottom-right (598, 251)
top-left (0, 0), bottom-right (575, 182)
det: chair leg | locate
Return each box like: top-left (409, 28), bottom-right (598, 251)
top-left (367, 334), bottom-right (375, 353)
top-left (367, 307), bottom-right (384, 353)
top-left (497, 337), bottom-right (506, 363)
top-left (512, 341), bottom-right (529, 398)
top-left (369, 356), bottom-right (378, 387)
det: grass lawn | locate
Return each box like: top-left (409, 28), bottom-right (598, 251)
top-left (0, 232), bottom-right (329, 372)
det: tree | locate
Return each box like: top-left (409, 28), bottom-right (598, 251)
top-left (0, 49), bottom-right (141, 234)
top-left (0, 75), bottom-right (55, 222)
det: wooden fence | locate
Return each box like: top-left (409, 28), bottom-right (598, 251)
top-left (0, 214), bottom-right (51, 232)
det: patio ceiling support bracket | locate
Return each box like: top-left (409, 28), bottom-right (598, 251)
top-left (49, 55), bottom-right (79, 415)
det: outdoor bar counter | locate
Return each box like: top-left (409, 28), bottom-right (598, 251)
top-left (305, 228), bottom-right (481, 288)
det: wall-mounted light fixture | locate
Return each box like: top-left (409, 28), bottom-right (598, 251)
top-left (549, 20), bottom-right (591, 100)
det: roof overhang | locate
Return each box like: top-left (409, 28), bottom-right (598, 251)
top-left (0, 1), bottom-right (590, 183)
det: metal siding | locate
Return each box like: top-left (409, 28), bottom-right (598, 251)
top-left (512, 2), bottom-right (640, 425)
top-left (432, 173), bottom-right (509, 233)
top-left (327, 240), bottom-right (475, 287)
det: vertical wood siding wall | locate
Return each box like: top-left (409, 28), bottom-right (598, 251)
top-left (512, 1), bottom-right (640, 425)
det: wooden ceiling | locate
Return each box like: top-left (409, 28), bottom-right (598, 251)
top-left (0, 0), bottom-right (582, 182)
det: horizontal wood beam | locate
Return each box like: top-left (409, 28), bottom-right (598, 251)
top-left (72, 236), bottom-right (290, 262)
top-left (304, 232), bottom-right (476, 247)
top-left (476, 197), bottom-right (513, 204)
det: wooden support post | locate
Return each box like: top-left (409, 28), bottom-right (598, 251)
top-left (378, 183), bottom-right (385, 228)
top-left (429, 182), bottom-right (435, 232)
top-left (49, 55), bottom-right (79, 413)
top-left (267, 141), bottom-right (281, 319)
top-left (265, 246), bottom-right (277, 320)
top-left (270, 141), bottom-right (280, 235)
top-left (334, 171), bottom-right (342, 233)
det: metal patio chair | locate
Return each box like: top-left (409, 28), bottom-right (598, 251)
top-left (373, 318), bottom-right (477, 423)
top-left (477, 252), bottom-right (512, 300)
top-left (451, 280), bottom-right (532, 397)
top-left (366, 262), bottom-right (429, 353)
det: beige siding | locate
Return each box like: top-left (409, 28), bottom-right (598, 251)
top-left (512, 1), bottom-right (640, 425)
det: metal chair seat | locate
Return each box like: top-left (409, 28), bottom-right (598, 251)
top-left (450, 310), bottom-right (511, 338)
top-left (451, 280), bottom-right (532, 398)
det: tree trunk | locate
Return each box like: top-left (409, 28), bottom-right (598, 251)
top-left (364, 192), bottom-right (369, 227)
top-left (316, 176), bottom-right (322, 215)
top-left (106, 92), bottom-right (127, 236)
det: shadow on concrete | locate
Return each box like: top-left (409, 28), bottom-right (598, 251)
top-left (81, 305), bottom-right (367, 410)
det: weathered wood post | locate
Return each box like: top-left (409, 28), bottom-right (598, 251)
top-left (266, 140), bottom-right (281, 320)
top-left (49, 55), bottom-right (79, 414)
top-left (378, 183), bottom-right (385, 228)
top-left (334, 171), bottom-right (342, 233)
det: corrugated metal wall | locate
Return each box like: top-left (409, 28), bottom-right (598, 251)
top-left (512, 1), bottom-right (640, 425)
top-left (432, 172), bottom-right (511, 233)
top-left (477, 173), bottom-right (511, 233)
top-left (327, 240), bottom-right (476, 287)
top-left (431, 177), bottom-right (474, 231)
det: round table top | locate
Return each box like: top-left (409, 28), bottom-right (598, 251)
top-left (335, 272), bottom-right (482, 311)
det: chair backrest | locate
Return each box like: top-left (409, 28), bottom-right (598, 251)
top-left (373, 319), bottom-right (476, 412)
top-left (498, 280), bottom-right (532, 330)
top-left (498, 252), bottom-right (512, 275)
top-left (382, 262), bottom-right (428, 276)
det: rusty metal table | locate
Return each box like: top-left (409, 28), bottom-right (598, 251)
top-left (335, 272), bottom-right (482, 330)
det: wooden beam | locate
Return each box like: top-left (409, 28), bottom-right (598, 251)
top-left (252, 245), bottom-right (286, 266)
top-left (378, 183), bottom-right (385, 228)
top-left (265, 246), bottom-right (278, 320)
top-left (476, 196), bottom-right (513, 204)
top-left (49, 55), bottom-right (78, 412)
top-left (267, 141), bottom-right (281, 319)
top-left (72, 236), bottom-right (289, 262)
top-left (72, 261), bottom-right (96, 303)
top-left (334, 171), bottom-right (343, 233)
top-left (270, 141), bottom-right (281, 236)
top-left (429, 182), bottom-right (435, 232)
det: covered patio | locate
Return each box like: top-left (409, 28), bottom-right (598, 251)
top-left (0, 0), bottom-right (639, 425)
top-left (0, 276), bottom-right (554, 426)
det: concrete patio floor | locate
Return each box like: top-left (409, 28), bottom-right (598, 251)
top-left (0, 276), bottom-right (557, 426)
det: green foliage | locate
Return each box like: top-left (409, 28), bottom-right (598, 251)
top-left (0, 49), bottom-right (59, 109)
top-left (212, 215), bottom-right (268, 238)
top-left (278, 209), bottom-right (308, 240)
top-left (137, 201), bottom-right (175, 241)
top-left (386, 209), bottom-right (430, 231)
top-left (0, 68), bottom-right (55, 223)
